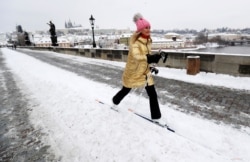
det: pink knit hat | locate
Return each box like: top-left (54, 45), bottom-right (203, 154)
top-left (133, 13), bottom-right (151, 32)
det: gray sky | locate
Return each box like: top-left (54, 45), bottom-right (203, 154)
top-left (1, 0), bottom-right (250, 33)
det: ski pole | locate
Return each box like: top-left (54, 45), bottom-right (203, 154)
top-left (133, 69), bottom-right (152, 112)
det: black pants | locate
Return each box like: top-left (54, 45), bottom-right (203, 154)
top-left (112, 85), bottom-right (161, 119)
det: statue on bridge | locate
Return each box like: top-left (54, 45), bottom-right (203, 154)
top-left (47, 21), bottom-right (58, 46)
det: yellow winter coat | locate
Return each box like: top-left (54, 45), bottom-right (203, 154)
top-left (122, 33), bottom-right (154, 88)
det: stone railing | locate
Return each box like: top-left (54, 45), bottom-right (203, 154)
top-left (22, 46), bottom-right (250, 76)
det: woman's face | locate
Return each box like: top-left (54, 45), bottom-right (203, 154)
top-left (141, 26), bottom-right (151, 36)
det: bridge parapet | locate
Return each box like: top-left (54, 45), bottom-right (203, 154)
top-left (225, 40), bottom-right (250, 46)
top-left (21, 46), bottom-right (250, 76)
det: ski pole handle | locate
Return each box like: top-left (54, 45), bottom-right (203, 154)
top-left (160, 51), bottom-right (168, 63)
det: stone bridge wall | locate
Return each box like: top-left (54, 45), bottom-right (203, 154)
top-left (23, 46), bottom-right (250, 76)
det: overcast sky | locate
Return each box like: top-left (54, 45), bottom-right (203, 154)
top-left (1, 0), bottom-right (250, 33)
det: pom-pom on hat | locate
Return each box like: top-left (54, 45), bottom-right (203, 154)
top-left (133, 13), bottom-right (151, 32)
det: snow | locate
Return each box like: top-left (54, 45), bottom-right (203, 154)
top-left (2, 48), bottom-right (250, 162)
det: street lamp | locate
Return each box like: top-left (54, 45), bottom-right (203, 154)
top-left (89, 14), bottom-right (96, 48)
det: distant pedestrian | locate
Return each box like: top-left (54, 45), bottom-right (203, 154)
top-left (13, 43), bottom-right (16, 50)
top-left (112, 13), bottom-right (165, 124)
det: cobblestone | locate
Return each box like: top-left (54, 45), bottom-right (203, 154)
top-left (1, 48), bottom-right (249, 161)
top-left (0, 51), bottom-right (58, 162)
top-left (18, 49), bottom-right (250, 128)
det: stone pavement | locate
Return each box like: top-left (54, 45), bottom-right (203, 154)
top-left (0, 50), bottom-right (58, 161)
top-left (0, 48), bottom-right (249, 161)
top-left (19, 49), bottom-right (250, 128)
top-left (155, 76), bottom-right (250, 128)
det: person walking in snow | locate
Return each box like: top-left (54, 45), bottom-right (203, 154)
top-left (112, 13), bottom-right (164, 123)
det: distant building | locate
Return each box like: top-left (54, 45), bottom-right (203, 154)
top-left (118, 33), bottom-right (186, 49)
top-left (164, 32), bottom-right (182, 40)
top-left (0, 33), bottom-right (8, 47)
top-left (151, 37), bottom-right (185, 49)
top-left (119, 33), bottom-right (132, 46)
top-left (35, 35), bottom-right (70, 48)
top-left (65, 19), bottom-right (82, 28)
top-left (208, 33), bottom-right (241, 41)
top-left (57, 37), bottom-right (71, 47)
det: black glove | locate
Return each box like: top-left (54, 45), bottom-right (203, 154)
top-left (147, 54), bottom-right (161, 64)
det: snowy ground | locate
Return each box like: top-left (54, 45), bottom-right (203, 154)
top-left (2, 48), bottom-right (250, 162)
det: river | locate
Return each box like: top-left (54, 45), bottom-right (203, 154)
top-left (193, 45), bottom-right (250, 55)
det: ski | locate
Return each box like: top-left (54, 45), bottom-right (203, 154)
top-left (95, 100), bottom-right (226, 155)
top-left (95, 99), bottom-right (174, 132)
top-left (128, 108), bottom-right (175, 133)
top-left (95, 99), bottom-right (119, 112)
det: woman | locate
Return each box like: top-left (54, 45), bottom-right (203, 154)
top-left (112, 13), bottom-right (164, 123)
